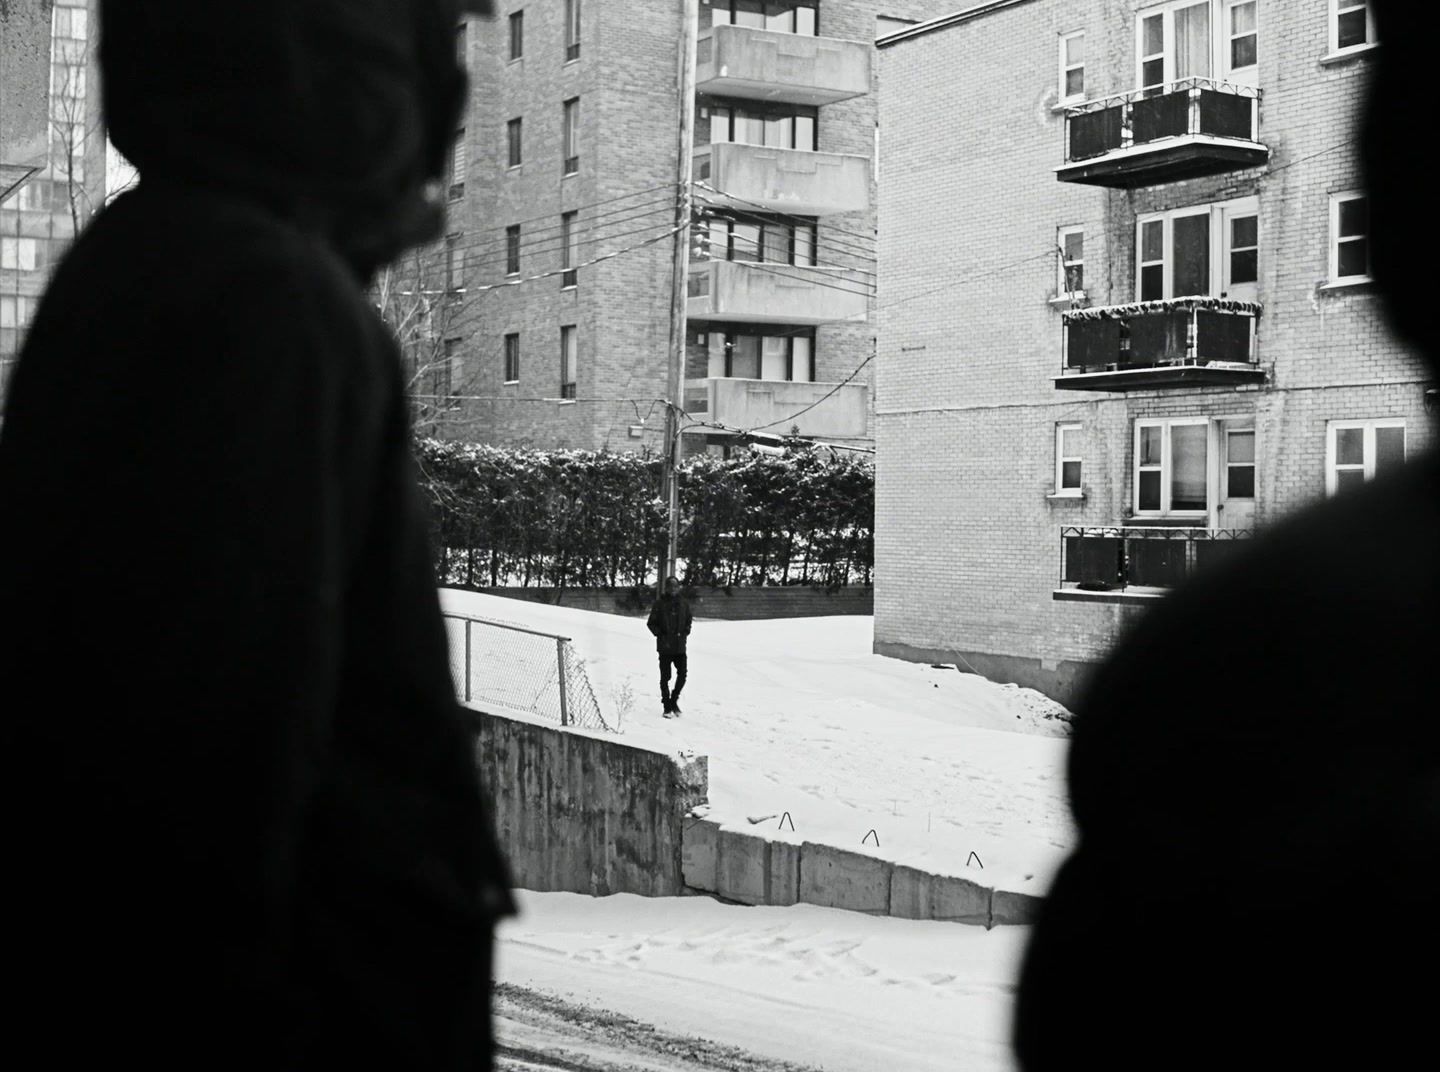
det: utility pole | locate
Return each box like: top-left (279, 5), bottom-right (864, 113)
top-left (660, 0), bottom-right (699, 588)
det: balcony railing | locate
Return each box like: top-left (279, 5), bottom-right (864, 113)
top-left (686, 259), bottom-right (870, 325)
top-left (1057, 77), bottom-right (1267, 187)
top-left (1058, 525), bottom-right (1253, 595)
top-left (1057, 296), bottom-right (1264, 391)
top-left (693, 143), bottom-right (869, 217)
top-left (696, 24), bottom-right (870, 107)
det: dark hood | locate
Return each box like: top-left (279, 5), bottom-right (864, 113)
top-left (101, 0), bottom-right (468, 274)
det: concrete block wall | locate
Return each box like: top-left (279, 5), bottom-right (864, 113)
top-left (470, 705), bottom-right (709, 896)
top-left (682, 817), bottom-right (1042, 926)
top-left (874, 1), bottom-right (1434, 704)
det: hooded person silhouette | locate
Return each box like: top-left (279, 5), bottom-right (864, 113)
top-left (0, 2), bottom-right (510, 1067)
top-left (1014, 3), bottom-right (1439, 1069)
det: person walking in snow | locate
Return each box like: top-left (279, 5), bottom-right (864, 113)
top-left (647, 575), bottom-right (693, 717)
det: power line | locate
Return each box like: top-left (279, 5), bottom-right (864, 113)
top-left (442, 182), bottom-right (675, 242)
top-left (432, 196), bottom-right (676, 264)
top-left (701, 220), bottom-right (877, 277)
top-left (694, 194), bottom-right (879, 263)
top-left (740, 260), bottom-right (876, 300)
top-left (456, 216), bottom-right (676, 277)
top-left (692, 181), bottom-right (876, 245)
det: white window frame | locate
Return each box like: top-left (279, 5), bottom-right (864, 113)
top-left (1134, 417), bottom-right (1212, 518)
top-left (1057, 225), bottom-right (1085, 298)
top-left (1135, 195), bottom-right (1258, 300)
top-left (1, 236), bottom-right (40, 271)
top-left (1223, 425), bottom-right (1256, 500)
top-left (503, 333), bottom-right (520, 384)
top-left (562, 98), bottom-right (580, 174)
top-left (560, 325), bottom-right (578, 398)
top-left (1328, 190), bottom-right (1371, 285)
top-left (560, 210), bottom-right (578, 287)
top-left (1135, 0), bottom-right (1258, 90)
top-left (1058, 30), bottom-right (1086, 103)
top-left (1055, 423), bottom-right (1083, 495)
top-left (1224, 0), bottom-right (1258, 80)
top-left (1330, 0), bottom-right (1377, 56)
top-left (1325, 419), bottom-right (1405, 496)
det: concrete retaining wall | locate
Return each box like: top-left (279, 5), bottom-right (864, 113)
top-left (682, 817), bottom-right (1042, 927)
top-left (465, 585), bottom-right (875, 620)
top-left (470, 707), bottom-right (708, 897)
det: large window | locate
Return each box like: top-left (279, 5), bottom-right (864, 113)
top-left (1331, 1), bottom-right (1376, 54)
top-left (504, 333), bottom-right (520, 383)
top-left (1137, 0), bottom-right (1257, 90)
top-left (565, 0), bottom-right (581, 60)
top-left (1059, 31), bottom-right (1085, 102)
top-left (709, 102), bottom-right (817, 151)
top-left (711, 2), bottom-right (818, 35)
top-left (506, 118), bottom-right (522, 168)
top-left (704, 215), bottom-right (816, 266)
top-left (1329, 191), bottom-right (1370, 284)
top-left (560, 211), bottom-right (578, 287)
top-left (560, 325), bottom-right (578, 398)
top-left (1135, 418), bottom-right (1210, 516)
top-left (1326, 420), bottom-right (1404, 495)
top-left (562, 98), bottom-right (580, 174)
top-left (1135, 196), bottom-right (1258, 300)
top-left (705, 329), bottom-right (814, 382)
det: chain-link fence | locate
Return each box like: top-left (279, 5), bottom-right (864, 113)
top-left (442, 613), bottom-right (614, 732)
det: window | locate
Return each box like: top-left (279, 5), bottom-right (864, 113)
top-left (1331, 0), bottom-right (1375, 53)
top-left (560, 325), bottom-right (578, 398)
top-left (561, 211), bottom-right (578, 287)
top-left (706, 329), bottom-right (815, 381)
top-left (1137, 0), bottom-right (1259, 89)
top-left (439, 338), bottom-right (460, 402)
top-left (1327, 420), bottom-right (1405, 495)
top-left (509, 11), bottom-right (524, 60)
top-left (455, 23), bottom-right (468, 65)
top-left (1135, 196), bottom-right (1258, 300)
top-left (1, 237), bottom-right (41, 272)
top-left (1329, 191), bottom-right (1370, 283)
top-left (0, 296), bottom-right (33, 328)
top-left (446, 233), bottom-right (465, 290)
top-left (1135, 418), bottom-right (1209, 515)
top-left (709, 103), bottom-right (817, 151)
top-left (1056, 423), bottom-right (1083, 493)
top-left (712, 2), bottom-right (818, 35)
top-left (449, 129), bottom-right (466, 200)
top-left (1059, 31), bottom-right (1085, 101)
top-left (506, 118), bottom-right (522, 168)
top-left (1225, 427), bottom-right (1255, 498)
top-left (504, 333), bottom-right (520, 383)
top-left (505, 225), bottom-right (521, 276)
top-left (1058, 226), bottom-right (1084, 296)
top-left (565, 0), bottom-right (581, 60)
top-left (53, 5), bottom-right (88, 40)
top-left (705, 215), bottom-right (817, 266)
top-left (563, 98), bottom-right (580, 174)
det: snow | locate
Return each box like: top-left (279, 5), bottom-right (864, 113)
top-left (496, 890), bottom-right (1028, 1072)
top-left (441, 590), bottom-right (1076, 891)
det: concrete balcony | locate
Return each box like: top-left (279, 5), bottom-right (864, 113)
top-left (696, 25), bottom-right (870, 107)
top-left (684, 376), bottom-right (869, 439)
top-left (694, 142), bottom-right (869, 217)
top-left (686, 260), bottom-right (869, 326)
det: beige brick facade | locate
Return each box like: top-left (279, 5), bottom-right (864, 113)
top-left (875, 1), bottom-right (1433, 702)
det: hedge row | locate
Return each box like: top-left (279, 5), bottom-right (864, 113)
top-left (413, 439), bottom-right (873, 589)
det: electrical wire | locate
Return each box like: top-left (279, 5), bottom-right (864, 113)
top-left (700, 223), bottom-right (876, 277)
top-left (693, 181), bottom-right (877, 245)
top-left (693, 194), bottom-right (879, 263)
top-left (428, 195), bottom-right (677, 264)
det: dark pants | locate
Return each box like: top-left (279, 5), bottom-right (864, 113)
top-left (659, 653), bottom-right (687, 704)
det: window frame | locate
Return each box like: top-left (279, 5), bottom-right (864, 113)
top-left (1055, 422), bottom-right (1084, 495)
top-left (562, 97), bottom-right (580, 175)
top-left (1057, 225), bottom-right (1085, 298)
top-left (1133, 417), bottom-right (1212, 518)
top-left (504, 224), bottom-right (521, 277)
top-left (1223, 425), bottom-right (1256, 500)
top-left (1225, 0), bottom-right (1258, 76)
top-left (1135, 0), bottom-right (1258, 90)
top-left (1325, 419), bottom-right (1405, 496)
top-left (708, 101), bottom-right (818, 151)
top-left (1328, 190), bottom-right (1371, 285)
top-left (712, 2), bottom-right (820, 36)
top-left (564, 0), bottom-right (581, 61)
top-left (503, 333), bottom-right (521, 384)
top-left (506, 117), bottom-right (523, 168)
top-left (709, 327), bottom-right (816, 382)
top-left (1330, 0), bottom-right (1376, 55)
top-left (509, 10), bottom-right (524, 61)
top-left (1058, 30), bottom-right (1086, 103)
top-left (560, 325), bottom-right (578, 398)
top-left (1134, 195), bottom-right (1259, 301)
top-left (445, 233), bottom-right (464, 291)
top-left (560, 211), bottom-right (578, 288)
top-left (449, 129), bottom-right (467, 200)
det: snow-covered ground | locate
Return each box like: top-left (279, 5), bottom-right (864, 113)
top-left (441, 590), bottom-right (1076, 891)
top-left (497, 890), bottom-right (1028, 1072)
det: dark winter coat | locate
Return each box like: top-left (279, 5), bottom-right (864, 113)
top-left (0, 2), bottom-right (510, 1067)
top-left (647, 594), bottom-right (693, 655)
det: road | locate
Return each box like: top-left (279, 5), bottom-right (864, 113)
top-left (495, 983), bottom-right (824, 1072)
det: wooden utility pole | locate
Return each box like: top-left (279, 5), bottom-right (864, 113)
top-left (660, 0), bottom-right (699, 587)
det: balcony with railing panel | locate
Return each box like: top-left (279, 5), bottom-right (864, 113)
top-left (687, 259), bottom-right (869, 325)
top-left (684, 376), bottom-right (868, 439)
top-left (1055, 525), bottom-right (1253, 603)
top-left (1057, 296), bottom-right (1263, 391)
top-left (1057, 78), bottom-right (1267, 187)
top-left (693, 142), bottom-right (869, 218)
top-left (696, 24), bottom-right (870, 107)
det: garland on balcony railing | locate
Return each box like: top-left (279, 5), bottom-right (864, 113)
top-left (1063, 76), bottom-right (1262, 114)
top-left (1063, 294), bottom-right (1263, 323)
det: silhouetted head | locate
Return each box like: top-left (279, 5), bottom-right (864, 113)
top-left (1364, 2), bottom-right (1439, 374)
top-left (100, 0), bottom-right (490, 275)
top-left (664, 576), bottom-right (679, 597)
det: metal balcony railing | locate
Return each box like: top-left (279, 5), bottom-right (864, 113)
top-left (1060, 525), bottom-right (1253, 592)
top-left (1063, 296), bottom-right (1260, 374)
top-left (1063, 77), bottom-right (1261, 164)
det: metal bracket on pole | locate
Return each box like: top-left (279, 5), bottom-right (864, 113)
top-left (464, 619), bottom-right (472, 703)
top-left (556, 638), bottom-right (570, 727)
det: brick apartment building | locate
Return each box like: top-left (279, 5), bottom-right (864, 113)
top-left (1, 0), bottom-right (105, 404)
top-left (873, 0), bottom-right (1434, 703)
top-left (431, 0), bottom-right (950, 452)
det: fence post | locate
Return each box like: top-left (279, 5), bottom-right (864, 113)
top-left (556, 638), bottom-right (570, 727)
top-left (464, 619), bottom-right (472, 704)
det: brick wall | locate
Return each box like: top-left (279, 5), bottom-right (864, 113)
top-left (875, 1), bottom-right (1434, 700)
